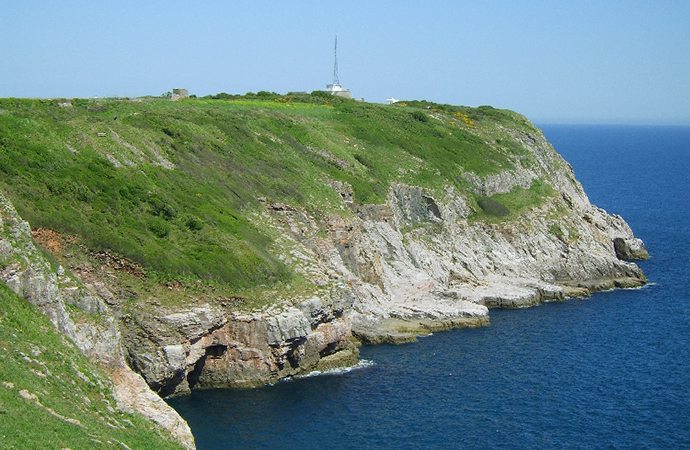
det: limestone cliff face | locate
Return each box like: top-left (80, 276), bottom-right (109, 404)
top-left (0, 120), bottom-right (648, 413)
top-left (259, 126), bottom-right (648, 343)
top-left (0, 193), bottom-right (196, 450)
top-left (118, 293), bottom-right (358, 395)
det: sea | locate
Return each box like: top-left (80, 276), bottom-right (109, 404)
top-left (168, 125), bottom-right (690, 449)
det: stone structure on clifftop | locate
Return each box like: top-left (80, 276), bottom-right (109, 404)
top-left (171, 88), bottom-right (188, 101)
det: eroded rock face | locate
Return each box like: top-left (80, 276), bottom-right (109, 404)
top-left (120, 294), bottom-right (358, 395)
top-left (258, 126), bottom-right (648, 344)
top-left (613, 236), bottom-right (649, 260)
top-left (0, 192), bottom-right (196, 450)
top-left (0, 120), bottom-right (649, 413)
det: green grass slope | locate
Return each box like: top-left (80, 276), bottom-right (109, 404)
top-left (0, 282), bottom-right (183, 449)
top-left (0, 94), bottom-right (547, 294)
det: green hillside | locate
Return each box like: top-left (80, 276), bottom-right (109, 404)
top-left (0, 283), bottom-right (183, 449)
top-left (0, 93), bottom-right (546, 297)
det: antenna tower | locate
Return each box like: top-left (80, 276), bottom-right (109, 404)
top-left (333, 34), bottom-right (340, 86)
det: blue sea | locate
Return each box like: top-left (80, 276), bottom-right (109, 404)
top-left (168, 125), bottom-right (690, 449)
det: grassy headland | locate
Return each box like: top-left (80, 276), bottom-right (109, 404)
top-left (0, 93), bottom-right (551, 303)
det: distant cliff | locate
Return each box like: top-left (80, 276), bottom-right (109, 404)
top-left (0, 95), bottom-right (647, 445)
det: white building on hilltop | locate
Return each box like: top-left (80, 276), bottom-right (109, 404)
top-left (325, 83), bottom-right (352, 99)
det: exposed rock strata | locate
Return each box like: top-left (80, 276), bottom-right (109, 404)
top-left (259, 188), bottom-right (647, 343)
top-left (256, 127), bottom-right (648, 345)
top-left (0, 121), bottom-right (648, 415)
top-left (118, 294), bottom-right (358, 395)
top-left (0, 192), bottom-right (196, 450)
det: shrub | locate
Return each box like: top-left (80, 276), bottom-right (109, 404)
top-left (549, 224), bottom-right (564, 237)
top-left (209, 92), bottom-right (234, 100)
top-left (354, 153), bottom-right (373, 168)
top-left (145, 216), bottom-right (170, 238)
top-left (310, 90), bottom-right (333, 98)
top-left (185, 215), bottom-right (204, 231)
top-left (411, 110), bottom-right (428, 122)
top-left (477, 197), bottom-right (510, 217)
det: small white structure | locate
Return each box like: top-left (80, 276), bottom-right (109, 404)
top-left (325, 83), bottom-right (352, 99)
top-left (387, 97), bottom-right (399, 104)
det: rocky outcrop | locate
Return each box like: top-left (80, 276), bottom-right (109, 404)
top-left (119, 293), bottom-right (358, 395)
top-left (0, 192), bottom-right (196, 450)
top-left (258, 188), bottom-right (646, 344)
top-left (256, 126), bottom-right (648, 344)
top-left (0, 118), bottom-right (648, 415)
top-left (613, 235), bottom-right (649, 260)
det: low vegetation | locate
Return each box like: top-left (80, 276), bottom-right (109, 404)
top-left (472, 180), bottom-right (556, 222)
top-left (0, 93), bottom-right (549, 297)
top-left (0, 283), bottom-right (183, 449)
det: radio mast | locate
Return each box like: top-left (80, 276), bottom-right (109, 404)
top-left (325, 34), bottom-right (351, 98)
top-left (333, 34), bottom-right (340, 86)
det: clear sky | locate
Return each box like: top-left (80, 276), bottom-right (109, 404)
top-left (2, 0), bottom-right (688, 124)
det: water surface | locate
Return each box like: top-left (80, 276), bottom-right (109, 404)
top-left (169, 125), bottom-right (690, 449)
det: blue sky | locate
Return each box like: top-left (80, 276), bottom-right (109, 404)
top-left (2, 0), bottom-right (688, 124)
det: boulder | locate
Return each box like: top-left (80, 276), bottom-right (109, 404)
top-left (613, 237), bottom-right (650, 260)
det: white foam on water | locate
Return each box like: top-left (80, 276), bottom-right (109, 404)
top-left (295, 359), bottom-right (376, 380)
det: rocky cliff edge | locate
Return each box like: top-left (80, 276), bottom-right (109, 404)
top-left (0, 192), bottom-right (196, 449)
top-left (0, 119), bottom-right (647, 444)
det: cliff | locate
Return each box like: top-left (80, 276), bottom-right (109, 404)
top-left (0, 95), bottom-right (647, 445)
top-left (0, 192), bottom-right (194, 449)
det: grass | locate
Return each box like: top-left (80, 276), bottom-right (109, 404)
top-left (0, 283), bottom-right (183, 449)
top-left (0, 94), bottom-right (552, 299)
top-left (0, 93), bottom-right (568, 447)
top-left (471, 180), bottom-right (556, 222)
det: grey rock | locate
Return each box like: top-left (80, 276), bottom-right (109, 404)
top-left (263, 307), bottom-right (311, 345)
top-left (159, 305), bottom-right (227, 340)
top-left (614, 237), bottom-right (649, 260)
top-left (163, 345), bottom-right (187, 368)
top-left (0, 191), bottom-right (195, 449)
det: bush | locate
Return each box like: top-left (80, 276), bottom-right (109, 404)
top-left (354, 153), bottom-right (373, 168)
top-left (477, 196), bottom-right (510, 217)
top-left (185, 215), bottom-right (204, 231)
top-left (145, 216), bottom-right (170, 238)
top-left (208, 92), bottom-right (234, 100)
top-left (411, 110), bottom-right (428, 122)
top-left (549, 224), bottom-right (564, 237)
top-left (310, 90), bottom-right (333, 98)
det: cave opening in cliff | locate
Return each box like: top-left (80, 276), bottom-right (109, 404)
top-left (187, 356), bottom-right (205, 389)
top-left (319, 342), bottom-right (338, 358)
top-left (205, 344), bottom-right (228, 358)
top-left (186, 344), bottom-right (229, 389)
